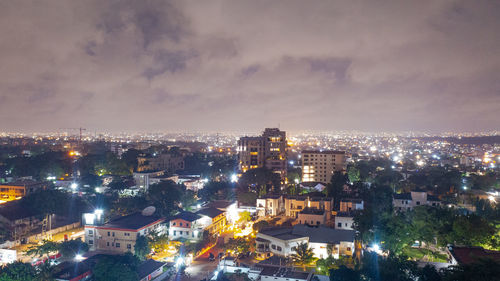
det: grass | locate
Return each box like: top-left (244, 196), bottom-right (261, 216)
top-left (402, 247), bottom-right (448, 263)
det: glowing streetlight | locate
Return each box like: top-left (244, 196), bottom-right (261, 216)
top-left (230, 174), bottom-right (238, 183)
top-left (70, 183), bottom-right (78, 190)
top-left (75, 254), bottom-right (84, 261)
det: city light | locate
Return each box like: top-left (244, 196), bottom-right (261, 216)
top-left (75, 254), bottom-right (84, 261)
top-left (70, 183), bottom-right (78, 190)
top-left (176, 257), bottom-right (184, 267)
top-left (230, 174), bottom-right (238, 183)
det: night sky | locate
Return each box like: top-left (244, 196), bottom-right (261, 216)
top-left (0, 1), bottom-right (499, 133)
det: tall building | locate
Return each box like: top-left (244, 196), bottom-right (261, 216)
top-left (301, 150), bottom-right (346, 183)
top-left (238, 128), bottom-right (287, 181)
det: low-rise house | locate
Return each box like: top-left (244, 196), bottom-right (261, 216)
top-left (339, 199), bottom-right (364, 212)
top-left (334, 212), bottom-right (355, 230)
top-left (196, 207), bottom-right (227, 235)
top-left (0, 180), bottom-right (48, 202)
top-left (168, 211), bottom-right (204, 240)
top-left (84, 211), bottom-right (166, 253)
top-left (393, 191), bottom-right (441, 211)
top-left (0, 200), bottom-right (48, 241)
top-left (297, 208), bottom-right (326, 226)
top-left (285, 196), bottom-right (333, 220)
top-left (256, 225), bottom-right (355, 259)
top-left (448, 246), bottom-right (500, 265)
top-left (256, 195), bottom-right (284, 217)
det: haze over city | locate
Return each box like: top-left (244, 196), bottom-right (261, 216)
top-left (1, 0), bottom-right (499, 133)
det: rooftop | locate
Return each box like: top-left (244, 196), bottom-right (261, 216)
top-left (299, 208), bottom-right (325, 215)
top-left (196, 207), bottom-right (225, 218)
top-left (205, 200), bottom-right (235, 210)
top-left (0, 200), bottom-right (37, 221)
top-left (169, 211), bottom-right (201, 222)
top-left (101, 212), bottom-right (164, 230)
top-left (451, 246), bottom-right (500, 265)
top-left (137, 259), bottom-right (167, 279)
top-left (260, 266), bottom-right (311, 280)
top-left (260, 225), bottom-right (355, 244)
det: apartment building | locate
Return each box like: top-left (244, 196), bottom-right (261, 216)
top-left (168, 211), bottom-right (204, 240)
top-left (284, 196), bottom-right (333, 220)
top-left (84, 212), bottom-right (166, 253)
top-left (238, 128), bottom-right (287, 182)
top-left (301, 151), bottom-right (346, 184)
top-left (339, 199), bottom-right (364, 212)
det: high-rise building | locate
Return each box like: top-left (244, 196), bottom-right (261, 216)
top-left (238, 128), bottom-right (287, 181)
top-left (301, 150), bottom-right (346, 183)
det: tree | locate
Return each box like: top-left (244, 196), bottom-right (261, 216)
top-left (347, 166), bottom-right (361, 183)
top-left (149, 231), bottom-right (169, 253)
top-left (26, 240), bottom-right (59, 258)
top-left (134, 235), bottom-right (150, 260)
top-left (326, 172), bottom-right (348, 206)
top-left (59, 238), bottom-right (89, 258)
top-left (291, 242), bottom-right (315, 269)
top-left (329, 265), bottom-right (361, 281)
top-left (239, 168), bottom-right (281, 193)
top-left (224, 238), bottom-right (252, 255)
top-left (0, 262), bottom-right (38, 281)
top-left (442, 258), bottom-right (500, 281)
top-left (237, 211), bottom-right (252, 224)
top-left (253, 221), bottom-right (270, 232)
top-left (146, 180), bottom-right (182, 216)
top-left (92, 254), bottom-right (139, 281)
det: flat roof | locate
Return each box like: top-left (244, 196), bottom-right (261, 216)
top-left (169, 211), bottom-right (201, 222)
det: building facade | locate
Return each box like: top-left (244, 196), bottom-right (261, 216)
top-left (301, 151), bottom-right (346, 184)
top-left (284, 196), bottom-right (333, 220)
top-left (0, 180), bottom-right (48, 202)
top-left (256, 225), bottom-right (355, 259)
top-left (256, 195), bottom-right (284, 217)
top-left (84, 212), bottom-right (166, 253)
top-left (393, 191), bottom-right (441, 211)
top-left (137, 153), bottom-right (184, 173)
top-left (238, 128), bottom-right (287, 182)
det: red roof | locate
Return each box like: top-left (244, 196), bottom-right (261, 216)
top-left (451, 246), bottom-right (500, 265)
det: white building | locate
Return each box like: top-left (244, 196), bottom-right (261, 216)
top-left (393, 191), bottom-right (441, 211)
top-left (256, 195), bottom-right (284, 217)
top-left (256, 225), bottom-right (355, 259)
top-left (334, 213), bottom-right (354, 230)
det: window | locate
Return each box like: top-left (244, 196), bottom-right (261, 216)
top-left (173, 230), bottom-right (176, 235)
top-left (180, 231), bottom-right (183, 235)
top-left (173, 222), bottom-right (176, 226)
top-left (186, 231), bottom-right (189, 236)
top-left (124, 232), bottom-right (130, 236)
top-left (127, 244), bottom-right (131, 249)
top-left (416, 201), bottom-right (420, 205)
top-left (347, 247), bottom-right (351, 251)
top-left (338, 223), bottom-right (342, 228)
top-left (112, 232), bottom-right (115, 237)
top-left (116, 243), bottom-right (120, 248)
top-left (107, 231), bottom-right (110, 236)
top-left (88, 230), bottom-right (93, 236)
top-left (88, 240), bottom-right (93, 245)
top-left (277, 246), bottom-right (282, 251)
top-left (271, 244), bottom-right (276, 250)
top-left (107, 242), bottom-right (110, 246)
top-left (180, 222), bottom-right (183, 227)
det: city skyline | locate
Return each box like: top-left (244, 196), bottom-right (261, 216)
top-left (1, 1), bottom-right (499, 133)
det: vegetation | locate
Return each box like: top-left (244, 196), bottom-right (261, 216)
top-left (92, 253), bottom-right (139, 281)
top-left (291, 243), bottom-right (316, 269)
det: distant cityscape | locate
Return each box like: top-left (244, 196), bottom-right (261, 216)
top-left (0, 128), bottom-right (497, 280)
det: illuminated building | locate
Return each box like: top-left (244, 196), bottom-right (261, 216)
top-left (256, 195), bottom-right (284, 217)
top-left (84, 211), bottom-right (166, 253)
top-left (137, 153), bottom-right (184, 173)
top-left (393, 191), bottom-right (441, 211)
top-left (301, 150), bottom-right (346, 183)
top-left (0, 180), bottom-right (48, 202)
top-left (238, 128), bottom-right (287, 181)
top-left (284, 196), bottom-right (333, 220)
top-left (255, 225), bottom-right (355, 259)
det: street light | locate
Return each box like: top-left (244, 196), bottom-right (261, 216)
top-left (75, 254), bottom-right (84, 261)
top-left (230, 174), bottom-right (238, 183)
top-left (70, 183), bottom-right (78, 190)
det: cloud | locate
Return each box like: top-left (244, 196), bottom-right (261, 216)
top-left (0, 0), bottom-right (498, 133)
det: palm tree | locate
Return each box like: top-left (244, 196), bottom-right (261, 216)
top-left (291, 242), bottom-right (316, 269)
